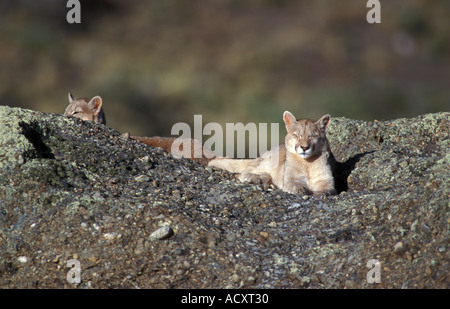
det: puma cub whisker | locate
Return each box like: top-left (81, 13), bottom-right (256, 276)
top-left (208, 112), bottom-right (337, 196)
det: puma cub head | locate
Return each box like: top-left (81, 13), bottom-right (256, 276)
top-left (65, 93), bottom-right (106, 125)
top-left (283, 112), bottom-right (331, 160)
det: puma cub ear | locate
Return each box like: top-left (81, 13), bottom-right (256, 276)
top-left (88, 96), bottom-right (103, 112)
top-left (68, 92), bottom-right (75, 103)
top-left (317, 114), bottom-right (331, 130)
top-left (283, 111), bottom-right (297, 126)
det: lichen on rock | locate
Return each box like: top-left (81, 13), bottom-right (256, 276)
top-left (0, 106), bottom-right (448, 288)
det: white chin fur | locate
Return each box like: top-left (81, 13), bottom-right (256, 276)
top-left (297, 151), bottom-right (312, 159)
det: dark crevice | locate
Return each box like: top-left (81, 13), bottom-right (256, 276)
top-left (19, 121), bottom-right (55, 160)
top-left (333, 151), bottom-right (376, 193)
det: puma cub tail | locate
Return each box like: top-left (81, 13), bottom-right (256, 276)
top-left (209, 112), bottom-right (337, 196)
top-left (64, 93), bottom-right (106, 125)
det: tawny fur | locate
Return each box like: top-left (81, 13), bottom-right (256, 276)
top-left (131, 136), bottom-right (216, 166)
top-left (62, 94), bottom-right (336, 196)
top-left (64, 93), bottom-right (106, 125)
top-left (208, 112), bottom-right (337, 196)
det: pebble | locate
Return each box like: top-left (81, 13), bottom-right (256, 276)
top-left (231, 274), bottom-right (240, 282)
top-left (134, 238), bottom-right (146, 255)
top-left (103, 232), bottom-right (118, 240)
top-left (135, 175), bottom-right (150, 182)
top-left (139, 155), bottom-right (152, 163)
top-left (150, 226), bottom-right (174, 240)
top-left (18, 256), bottom-right (28, 264)
top-left (399, 161), bottom-right (408, 168)
top-left (268, 221), bottom-right (277, 228)
top-left (394, 241), bottom-right (407, 254)
top-left (120, 132), bottom-right (130, 139)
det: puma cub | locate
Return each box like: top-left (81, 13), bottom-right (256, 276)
top-left (209, 112), bottom-right (337, 196)
top-left (64, 93), bottom-right (106, 125)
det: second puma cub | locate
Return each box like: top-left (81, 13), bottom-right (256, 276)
top-left (64, 93), bottom-right (106, 125)
top-left (209, 112), bottom-right (337, 196)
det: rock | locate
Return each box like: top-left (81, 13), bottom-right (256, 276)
top-left (134, 175), bottom-right (150, 182)
top-left (0, 106), bottom-right (448, 289)
top-left (394, 242), bottom-right (407, 255)
top-left (17, 256), bottom-right (28, 264)
top-left (149, 226), bottom-right (174, 241)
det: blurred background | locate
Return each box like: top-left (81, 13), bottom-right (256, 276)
top-left (0, 0), bottom-right (449, 137)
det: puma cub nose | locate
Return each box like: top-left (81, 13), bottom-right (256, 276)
top-left (300, 146), bottom-right (309, 151)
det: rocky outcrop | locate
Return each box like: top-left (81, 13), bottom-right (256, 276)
top-left (0, 106), bottom-right (448, 288)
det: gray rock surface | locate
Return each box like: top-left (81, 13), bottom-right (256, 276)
top-left (0, 106), bottom-right (448, 288)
